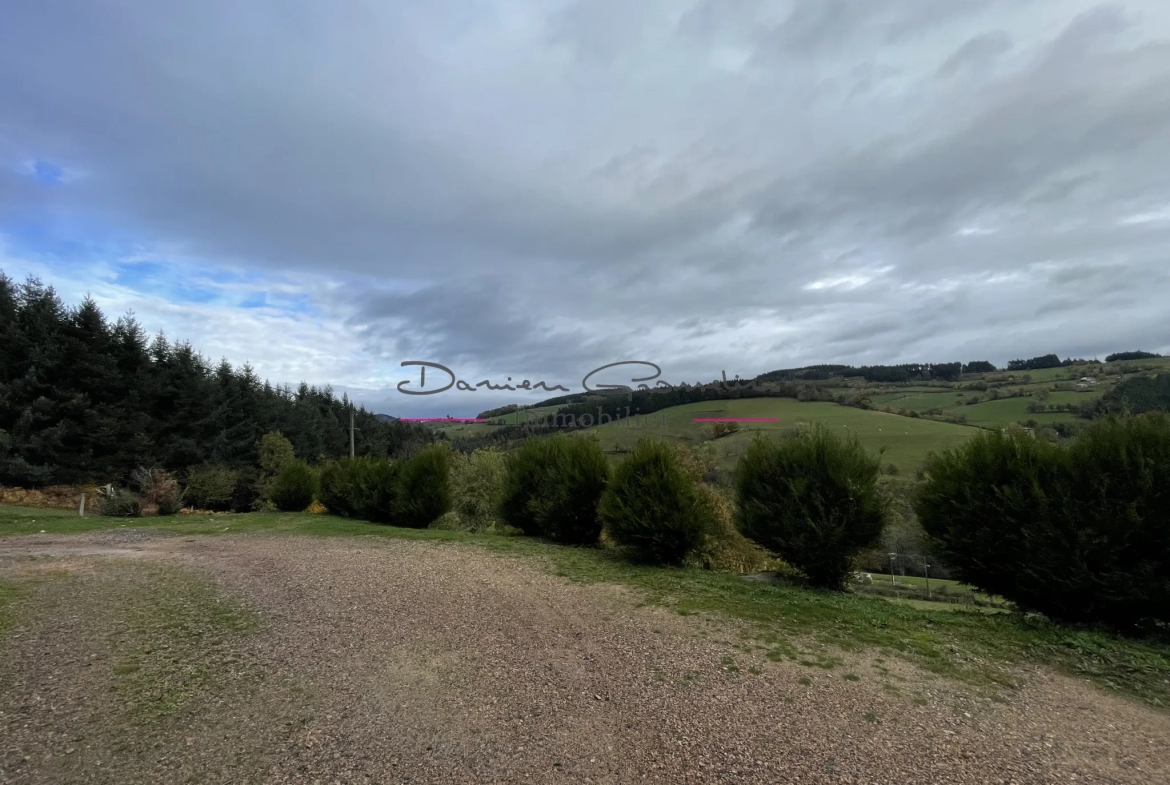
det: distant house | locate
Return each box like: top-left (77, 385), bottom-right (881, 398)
top-left (1076, 377), bottom-right (1098, 389)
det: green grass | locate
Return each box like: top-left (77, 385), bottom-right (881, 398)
top-left (109, 564), bottom-right (262, 724)
top-left (577, 398), bottom-right (978, 474)
top-left (3, 505), bottom-right (1168, 709)
top-left (869, 391), bottom-right (969, 411)
top-left (955, 394), bottom-right (1096, 429)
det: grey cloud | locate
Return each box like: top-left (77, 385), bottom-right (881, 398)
top-left (2, 0), bottom-right (1169, 406)
top-left (826, 317), bottom-right (903, 345)
top-left (937, 31), bottom-right (1014, 77)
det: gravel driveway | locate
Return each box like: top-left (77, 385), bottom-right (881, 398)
top-left (1, 530), bottom-right (1168, 784)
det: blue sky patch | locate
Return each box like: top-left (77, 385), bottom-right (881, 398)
top-left (31, 160), bottom-right (64, 185)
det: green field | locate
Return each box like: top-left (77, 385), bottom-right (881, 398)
top-left (429, 357), bottom-right (1167, 462)
top-left (872, 385), bottom-right (1102, 429)
top-left (869, 390), bottom-right (969, 411)
top-left (949, 391), bottom-right (1097, 427)
top-left (426, 404), bottom-right (569, 439)
top-left (577, 398), bottom-right (978, 473)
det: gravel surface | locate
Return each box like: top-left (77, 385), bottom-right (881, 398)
top-left (2, 530), bottom-right (1169, 784)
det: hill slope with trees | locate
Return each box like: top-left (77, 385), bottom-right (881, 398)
top-left (0, 273), bottom-right (438, 486)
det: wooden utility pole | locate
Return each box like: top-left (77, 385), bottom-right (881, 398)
top-left (350, 406), bottom-right (355, 459)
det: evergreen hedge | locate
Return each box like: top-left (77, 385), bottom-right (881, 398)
top-left (499, 434), bottom-right (609, 544)
top-left (600, 439), bottom-right (713, 565)
top-left (734, 427), bottom-right (888, 589)
top-left (269, 460), bottom-right (317, 512)
top-left (917, 415), bottom-right (1170, 630)
top-left (394, 446), bottom-right (453, 528)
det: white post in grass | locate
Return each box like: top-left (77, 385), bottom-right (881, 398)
top-left (888, 553), bottom-right (897, 585)
top-left (79, 493), bottom-right (86, 517)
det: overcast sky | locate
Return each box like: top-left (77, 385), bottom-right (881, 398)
top-left (3, 0), bottom-right (1169, 416)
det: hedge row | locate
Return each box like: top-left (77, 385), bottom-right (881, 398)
top-left (318, 447), bottom-right (452, 528)
top-left (917, 414), bottom-right (1170, 631)
top-left (498, 428), bottom-right (888, 585)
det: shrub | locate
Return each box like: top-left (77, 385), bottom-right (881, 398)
top-left (449, 448), bottom-right (508, 531)
top-left (258, 431), bottom-right (296, 475)
top-left (690, 483), bottom-right (782, 574)
top-left (707, 421), bottom-right (740, 439)
top-left (131, 466), bottom-right (183, 515)
top-left (319, 456), bottom-right (399, 522)
top-left (100, 490), bottom-right (143, 517)
top-left (599, 439), bottom-right (714, 565)
top-left (269, 460), bottom-right (317, 512)
top-left (499, 434), bottom-right (610, 544)
top-left (184, 465), bottom-right (238, 511)
top-left (915, 430), bottom-right (1066, 608)
top-left (734, 427), bottom-right (889, 589)
top-left (915, 415), bottom-right (1170, 630)
top-left (319, 459), bottom-right (357, 517)
top-left (231, 466), bottom-right (261, 512)
top-left (394, 446), bottom-right (453, 528)
top-left (355, 458), bottom-right (401, 523)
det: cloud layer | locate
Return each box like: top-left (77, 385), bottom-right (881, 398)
top-left (3, 0), bottom-right (1169, 415)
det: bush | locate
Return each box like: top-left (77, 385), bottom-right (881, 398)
top-left (319, 456), bottom-right (400, 522)
top-left (131, 466), bottom-right (183, 515)
top-left (599, 439), bottom-right (714, 565)
top-left (734, 427), bottom-right (889, 589)
top-left (690, 483), bottom-right (783, 574)
top-left (449, 448), bottom-right (508, 531)
top-left (256, 431), bottom-right (297, 500)
top-left (707, 421), bottom-right (740, 439)
top-left (394, 446), bottom-right (453, 528)
top-left (184, 465), bottom-right (238, 511)
top-left (318, 459), bottom-right (357, 517)
top-left (915, 430), bottom-right (1066, 608)
top-left (499, 434), bottom-right (610, 544)
top-left (258, 431), bottom-right (296, 475)
top-left (100, 490), bottom-right (143, 517)
top-left (915, 415), bottom-right (1170, 630)
top-left (231, 466), bottom-right (261, 512)
top-left (269, 460), bottom-right (317, 512)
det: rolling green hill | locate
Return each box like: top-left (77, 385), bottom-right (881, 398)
top-left (575, 398), bottom-right (978, 474)
top-left (430, 356), bottom-right (1167, 473)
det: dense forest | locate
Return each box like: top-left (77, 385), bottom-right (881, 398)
top-left (0, 273), bottom-right (438, 487)
top-left (1006, 353), bottom-right (1100, 371)
top-left (1105, 351), bottom-right (1162, 362)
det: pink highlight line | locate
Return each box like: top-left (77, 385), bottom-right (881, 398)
top-left (400, 418), bottom-right (486, 423)
top-left (693, 418), bottom-right (778, 423)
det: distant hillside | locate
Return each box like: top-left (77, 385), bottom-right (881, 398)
top-left (375, 414), bottom-right (399, 423)
top-left (757, 362), bottom-right (965, 383)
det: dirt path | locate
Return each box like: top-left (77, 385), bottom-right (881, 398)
top-left (2, 531), bottom-right (1168, 784)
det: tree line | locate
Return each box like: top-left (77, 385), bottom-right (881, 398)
top-left (0, 273), bottom-right (438, 487)
top-left (756, 362), bottom-right (981, 383)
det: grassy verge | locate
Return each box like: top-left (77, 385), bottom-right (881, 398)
top-left (3, 505), bottom-right (1168, 709)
